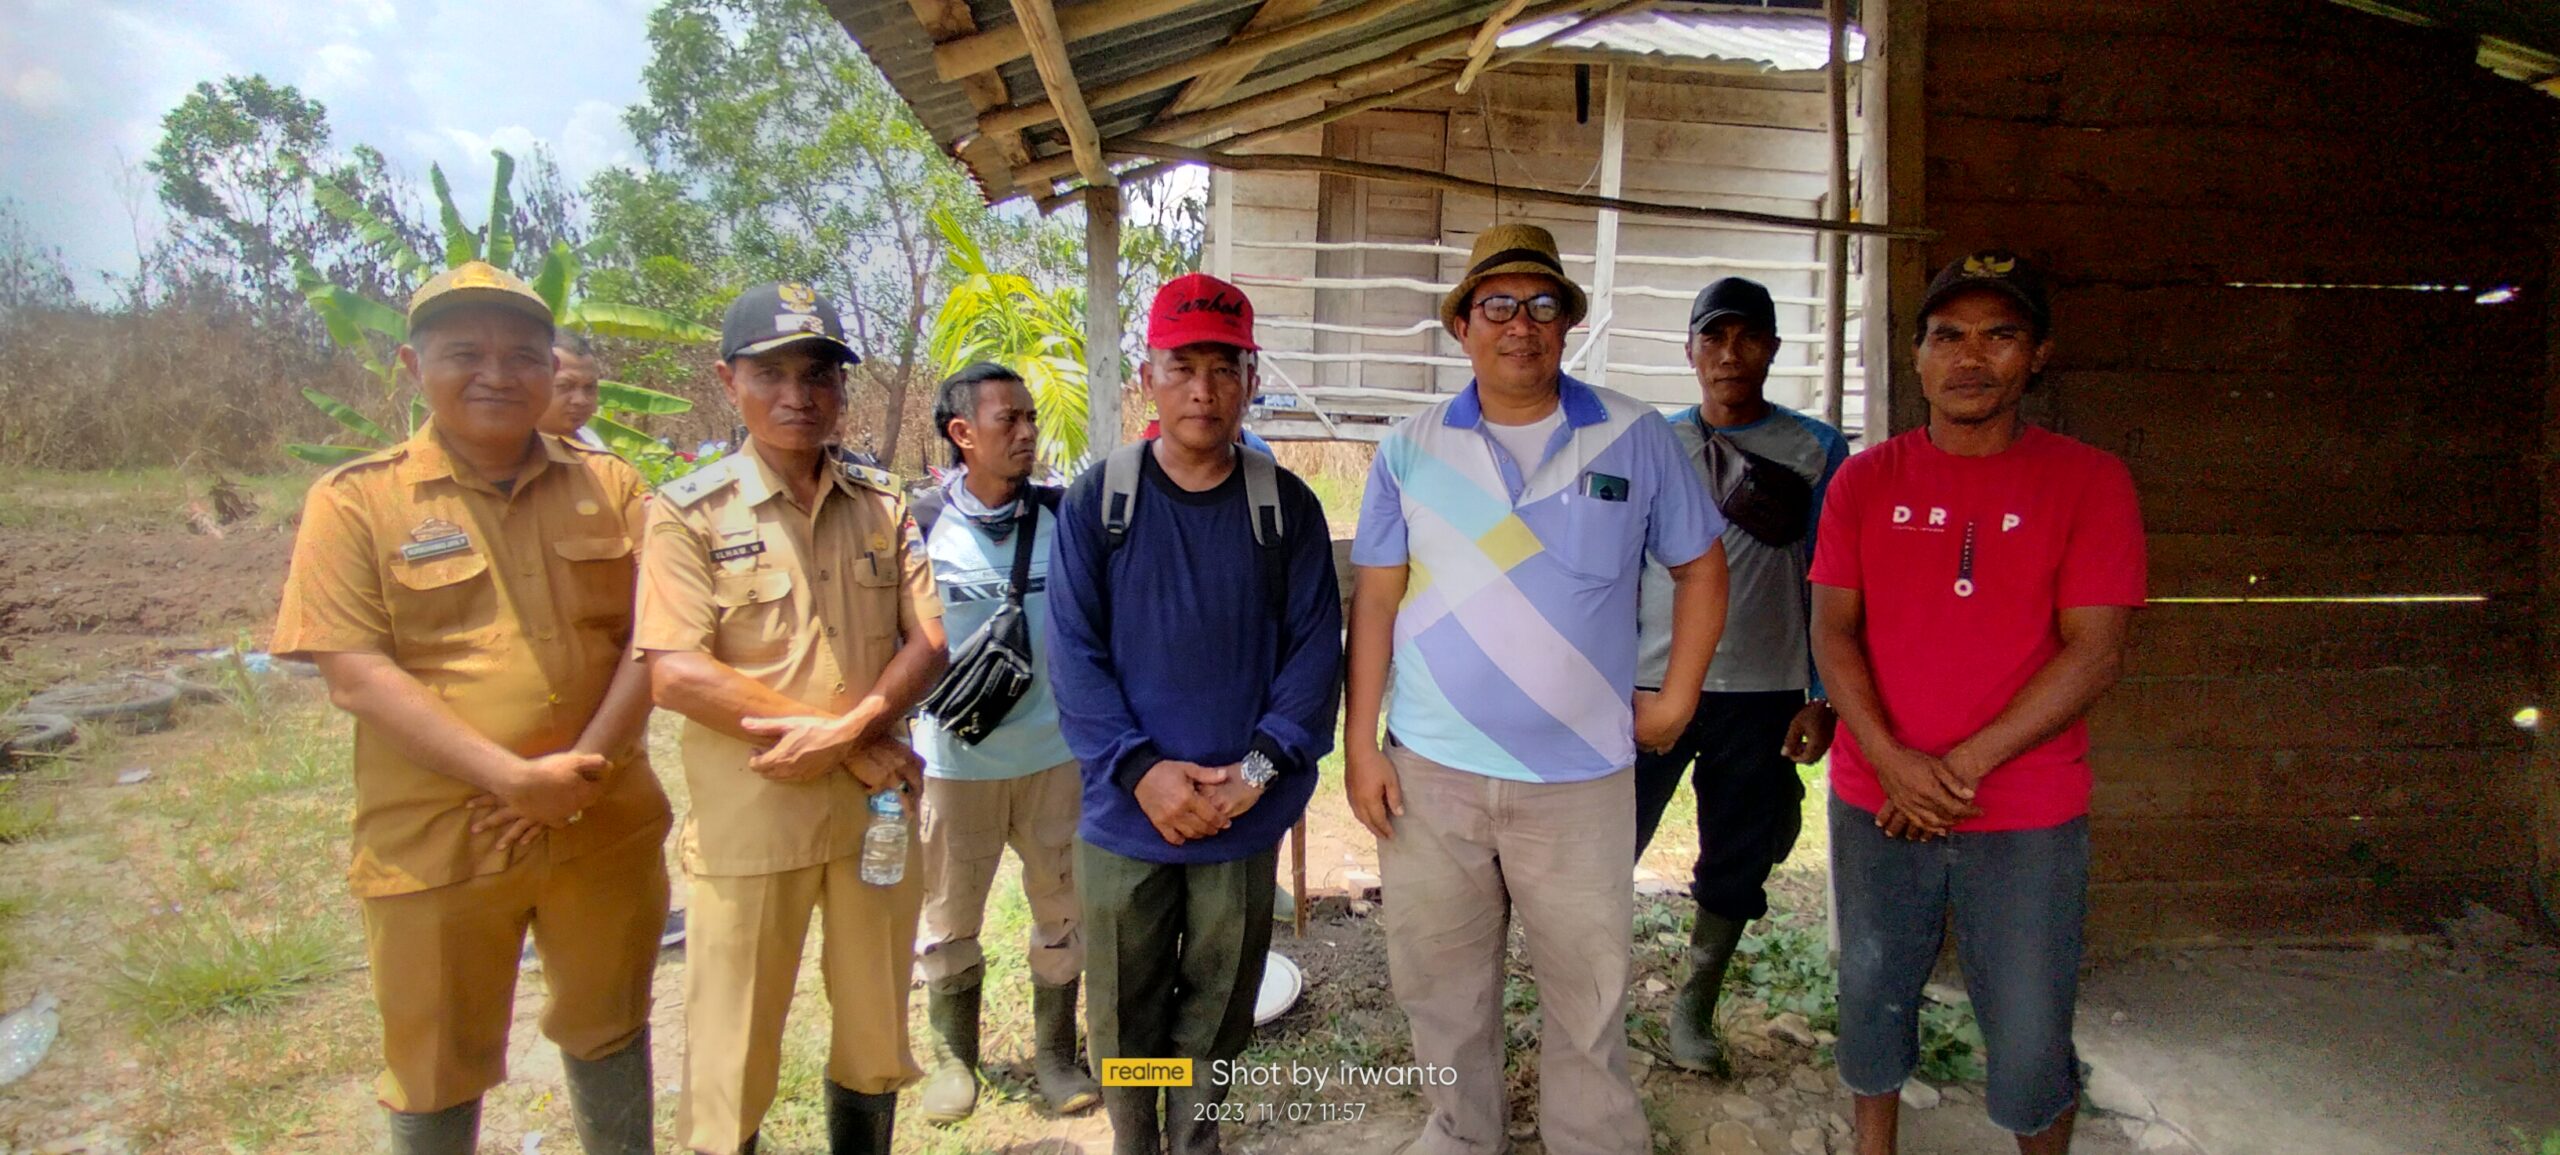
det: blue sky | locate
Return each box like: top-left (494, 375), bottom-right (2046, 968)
top-left (1, 0), bottom-right (661, 288)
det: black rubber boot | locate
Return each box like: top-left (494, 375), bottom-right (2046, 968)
top-left (1032, 980), bottom-right (1102, 1114)
top-left (1669, 910), bottom-right (1746, 1074)
top-left (1104, 1084), bottom-right (1163, 1155)
top-left (386, 1098), bottom-right (481, 1155)
top-left (826, 1081), bottom-right (897, 1155)
top-left (562, 1028), bottom-right (654, 1155)
top-left (920, 971), bottom-right (984, 1123)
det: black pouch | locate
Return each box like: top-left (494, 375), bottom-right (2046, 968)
top-left (1699, 415), bottom-right (1814, 547)
top-left (918, 501), bottom-right (1042, 745)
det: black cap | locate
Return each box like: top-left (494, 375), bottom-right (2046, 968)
top-left (1689, 277), bottom-right (1778, 335)
top-left (1917, 250), bottom-right (2051, 336)
top-left (720, 282), bottom-right (860, 364)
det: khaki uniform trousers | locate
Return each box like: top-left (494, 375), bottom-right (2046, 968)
top-left (359, 815), bottom-right (672, 1113)
top-left (917, 760), bottom-right (1085, 987)
top-left (677, 835), bottom-right (924, 1154)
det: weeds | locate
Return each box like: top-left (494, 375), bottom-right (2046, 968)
top-left (0, 783), bottom-right (57, 843)
top-left (1731, 911), bottom-right (1987, 1085)
top-left (105, 907), bottom-right (349, 1028)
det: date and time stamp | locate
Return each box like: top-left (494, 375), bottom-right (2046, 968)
top-left (1099, 1058), bottom-right (1458, 1125)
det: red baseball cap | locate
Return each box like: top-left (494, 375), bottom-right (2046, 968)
top-left (1146, 272), bottom-right (1258, 352)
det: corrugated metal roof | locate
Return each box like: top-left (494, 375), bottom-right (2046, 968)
top-left (1498, 9), bottom-right (1863, 70)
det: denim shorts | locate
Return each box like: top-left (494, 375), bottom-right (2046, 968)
top-left (1828, 793), bottom-right (2088, 1134)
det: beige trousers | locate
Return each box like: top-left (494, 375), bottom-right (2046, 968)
top-left (916, 760), bottom-right (1086, 987)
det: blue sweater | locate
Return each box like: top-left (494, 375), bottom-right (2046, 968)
top-left (1046, 446), bottom-right (1342, 864)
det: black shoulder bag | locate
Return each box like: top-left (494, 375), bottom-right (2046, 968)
top-left (917, 496), bottom-right (1048, 745)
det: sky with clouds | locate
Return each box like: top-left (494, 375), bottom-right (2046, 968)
top-left (1, 0), bottom-right (662, 288)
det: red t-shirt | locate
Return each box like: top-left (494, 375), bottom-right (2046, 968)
top-left (1809, 425), bottom-right (2147, 830)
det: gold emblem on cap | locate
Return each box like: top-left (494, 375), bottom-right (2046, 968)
top-left (778, 283), bottom-right (818, 312)
top-left (449, 262), bottom-right (505, 289)
top-left (1963, 254), bottom-right (2016, 278)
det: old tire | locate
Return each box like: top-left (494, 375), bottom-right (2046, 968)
top-left (23, 677), bottom-right (181, 733)
top-left (0, 713), bottom-right (76, 772)
top-left (161, 661), bottom-right (228, 703)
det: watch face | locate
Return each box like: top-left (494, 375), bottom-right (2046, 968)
top-left (1243, 752), bottom-right (1276, 787)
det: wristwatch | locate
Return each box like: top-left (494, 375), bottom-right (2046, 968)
top-left (1239, 749), bottom-right (1279, 790)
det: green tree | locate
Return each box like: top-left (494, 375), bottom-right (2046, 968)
top-left (926, 210), bottom-right (1090, 468)
top-left (625, 0), bottom-right (988, 467)
top-left (145, 75), bottom-right (425, 307)
top-left (289, 150), bottom-right (716, 475)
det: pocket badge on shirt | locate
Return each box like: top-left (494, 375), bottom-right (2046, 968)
top-left (400, 516), bottom-right (471, 561)
top-left (1581, 472), bottom-right (1631, 502)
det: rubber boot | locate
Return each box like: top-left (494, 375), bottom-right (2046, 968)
top-left (826, 1081), bottom-right (897, 1155)
top-left (1104, 1084), bottom-right (1163, 1155)
top-left (386, 1098), bottom-right (481, 1155)
top-left (920, 972), bottom-right (984, 1124)
top-left (562, 1028), bottom-right (654, 1155)
top-left (1032, 980), bottom-right (1102, 1114)
top-left (1668, 910), bottom-right (1746, 1074)
top-left (1163, 1081), bottom-right (1224, 1155)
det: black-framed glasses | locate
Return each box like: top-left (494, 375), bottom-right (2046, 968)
top-left (1472, 294), bottom-right (1565, 325)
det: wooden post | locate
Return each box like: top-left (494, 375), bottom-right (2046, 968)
top-left (1086, 185), bottom-right (1124, 462)
top-left (1877, 0), bottom-right (1930, 439)
top-left (1210, 169), bottom-right (1235, 279)
top-left (1821, 0), bottom-right (1851, 431)
top-left (1589, 64), bottom-right (1627, 388)
top-left (2538, 144), bottom-right (2560, 930)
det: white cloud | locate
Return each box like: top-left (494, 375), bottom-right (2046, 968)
top-left (4, 67), bottom-right (72, 116)
top-left (1, 0), bottom-right (657, 289)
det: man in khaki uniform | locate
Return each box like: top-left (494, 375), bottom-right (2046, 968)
top-left (635, 282), bottom-right (948, 1155)
top-left (274, 261), bottom-right (672, 1155)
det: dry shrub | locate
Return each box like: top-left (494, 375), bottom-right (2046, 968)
top-left (0, 300), bottom-right (370, 471)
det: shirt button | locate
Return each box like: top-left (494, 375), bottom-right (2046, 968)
top-left (546, 693), bottom-right (561, 705)
top-left (832, 682), bottom-right (847, 696)
top-left (825, 626), bottom-right (839, 639)
top-left (537, 628), bottom-right (556, 642)
top-left (818, 569), bottom-right (830, 581)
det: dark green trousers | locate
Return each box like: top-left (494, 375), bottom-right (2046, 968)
top-left (1077, 838), bottom-right (1276, 1150)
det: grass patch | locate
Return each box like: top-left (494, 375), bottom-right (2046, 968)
top-left (0, 466), bottom-right (308, 533)
top-left (1728, 910), bottom-right (1987, 1086)
top-left (105, 908), bottom-right (349, 1029)
top-left (0, 783), bottom-right (58, 843)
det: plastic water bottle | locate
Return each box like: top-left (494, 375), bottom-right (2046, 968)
top-left (860, 791), bottom-right (908, 886)
top-left (0, 992), bottom-right (59, 1087)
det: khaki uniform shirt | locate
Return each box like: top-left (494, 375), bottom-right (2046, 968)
top-left (632, 444), bottom-right (941, 877)
top-left (273, 425), bottom-right (673, 898)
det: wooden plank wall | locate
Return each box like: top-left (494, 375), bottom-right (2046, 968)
top-left (1211, 65), bottom-right (1866, 428)
top-left (1924, 0), bottom-right (2558, 945)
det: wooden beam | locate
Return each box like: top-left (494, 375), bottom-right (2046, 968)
top-left (934, 0), bottom-right (1193, 82)
top-left (1821, 0), bottom-right (1851, 430)
top-left (1008, 0), bottom-right (1115, 188)
top-left (1455, 0), bottom-right (1536, 94)
top-left (1107, 141), bottom-right (1937, 238)
top-left (1878, 0), bottom-right (1928, 439)
top-left (1162, 0), bottom-right (1320, 119)
top-left (977, 0), bottom-right (1418, 139)
top-left (907, 0), bottom-right (1033, 178)
top-left (1084, 185), bottom-right (1125, 461)
top-left (1588, 63), bottom-right (1627, 387)
top-left (1012, 0), bottom-right (1637, 190)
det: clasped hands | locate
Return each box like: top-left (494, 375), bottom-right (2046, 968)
top-left (1135, 759), bottom-right (1264, 847)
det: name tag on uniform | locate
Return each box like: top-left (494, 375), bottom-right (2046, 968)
top-left (400, 534), bottom-right (472, 561)
top-left (711, 540), bottom-right (767, 564)
top-left (1581, 472), bottom-right (1630, 502)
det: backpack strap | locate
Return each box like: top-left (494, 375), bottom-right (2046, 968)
top-left (1239, 444), bottom-right (1283, 547)
top-left (1240, 445), bottom-right (1288, 625)
top-left (1102, 441), bottom-right (1148, 548)
top-left (1005, 500), bottom-right (1040, 605)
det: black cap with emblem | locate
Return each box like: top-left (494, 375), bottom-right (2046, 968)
top-left (720, 282), bottom-right (861, 364)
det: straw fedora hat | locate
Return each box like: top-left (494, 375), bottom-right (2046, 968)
top-left (1439, 222), bottom-right (1589, 335)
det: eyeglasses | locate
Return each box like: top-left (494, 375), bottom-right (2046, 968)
top-left (1471, 294), bottom-right (1565, 325)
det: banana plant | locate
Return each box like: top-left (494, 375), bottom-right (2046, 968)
top-left (287, 149), bottom-right (716, 471)
top-left (926, 209), bottom-right (1092, 469)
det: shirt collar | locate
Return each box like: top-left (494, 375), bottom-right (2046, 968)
top-left (392, 420), bottom-right (566, 492)
top-left (735, 439), bottom-right (862, 508)
top-left (1443, 374), bottom-right (1610, 431)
